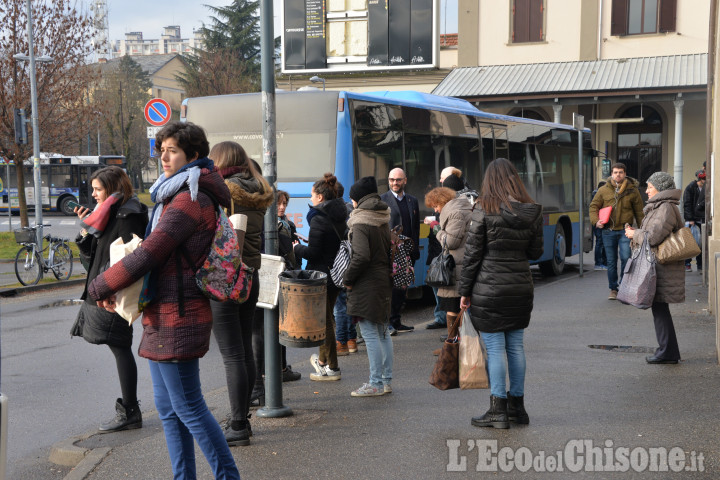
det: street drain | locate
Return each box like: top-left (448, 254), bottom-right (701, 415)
top-left (39, 299), bottom-right (83, 309)
top-left (588, 345), bottom-right (655, 354)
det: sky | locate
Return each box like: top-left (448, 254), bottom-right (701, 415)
top-left (83, 0), bottom-right (458, 43)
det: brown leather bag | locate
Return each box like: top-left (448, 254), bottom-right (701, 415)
top-left (655, 208), bottom-right (701, 264)
top-left (429, 307), bottom-right (465, 391)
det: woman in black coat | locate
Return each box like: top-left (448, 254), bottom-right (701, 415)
top-left (459, 158), bottom-right (543, 429)
top-left (71, 166), bottom-right (148, 432)
top-left (293, 173), bottom-right (347, 381)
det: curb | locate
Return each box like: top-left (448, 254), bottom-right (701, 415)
top-left (0, 277), bottom-right (85, 297)
top-left (63, 448), bottom-right (111, 480)
top-left (49, 433), bottom-right (94, 467)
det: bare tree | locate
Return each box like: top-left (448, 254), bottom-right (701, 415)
top-left (94, 56), bottom-right (152, 191)
top-left (0, 0), bottom-right (97, 226)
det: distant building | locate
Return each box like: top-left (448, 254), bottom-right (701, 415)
top-left (112, 26), bottom-right (203, 58)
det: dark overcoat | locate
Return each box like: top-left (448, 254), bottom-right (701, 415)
top-left (344, 194), bottom-right (392, 324)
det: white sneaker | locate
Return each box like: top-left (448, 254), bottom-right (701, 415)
top-left (309, 354), bottom-right (341, 381)
top-left (351, 383), bottom-right (384, 397)
top-left (383, 383), bottom-right (392, 394)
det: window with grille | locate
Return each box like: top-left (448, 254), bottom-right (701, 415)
top-left (611, 0), bottom-right (676, 36)
top-left (512, 0), bottom-right (544, 43)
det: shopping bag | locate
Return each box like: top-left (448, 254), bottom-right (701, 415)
top-left (109, 234), bottom-right (144, 324)
top-left (429, 308), bottom-right (464, 390)
top-left (429, 338), bottom-right (459, 390)
top-left (617, 236), bottom-right (656, 309)
top-left (459, 309), bottom-right (488, 389)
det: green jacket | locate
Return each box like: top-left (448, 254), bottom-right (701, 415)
top-left (589, 177), bottom-right (644, 231)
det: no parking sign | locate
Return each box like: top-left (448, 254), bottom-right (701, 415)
top-left (144, 98), bottom-right (171, 126)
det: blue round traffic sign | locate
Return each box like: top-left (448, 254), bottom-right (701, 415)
top-left (144, 99), bottom-right (172, 126)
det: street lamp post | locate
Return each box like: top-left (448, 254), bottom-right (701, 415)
top-left (13, 0), bottom-right (53, 246)
top-left (309, 75), bottom-right (326, 91)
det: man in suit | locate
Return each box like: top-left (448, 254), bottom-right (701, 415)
top-left (380, 167), bottom-right (420, 335)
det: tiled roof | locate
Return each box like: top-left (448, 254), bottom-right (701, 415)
top-left (440, 33), bottom-right (458, 47)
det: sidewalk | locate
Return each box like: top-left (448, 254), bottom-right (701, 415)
top-left (57, 268), bottom-right (718, 479)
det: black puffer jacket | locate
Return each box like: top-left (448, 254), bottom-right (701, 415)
top-left (294, 197), bottom-right (347, 285)
top-left (72, 196), bottom-right (148, 347)
top-left (458, 201), bottom-right (544, 333)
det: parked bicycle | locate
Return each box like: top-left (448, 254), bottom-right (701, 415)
top-left (14, 224), bottom-right (74, 286)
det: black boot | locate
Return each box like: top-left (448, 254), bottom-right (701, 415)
top-left (250, 383), bottom-right (265, 407)
top-left (507, 393), bottom-right (529, 424)
top-left (471, 395), bottom-right (509, 429)
top-left (224, 417), bottom-right (250, 447)
top-left (98, 398), bottom-right (142, 433)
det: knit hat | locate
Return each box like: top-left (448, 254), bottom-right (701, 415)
top-left (442, 174), bottom-right (464, 192)
top-left (646, 171), bottom-right (675, 192)
top-left (349, 176), bottom-right (377, 202)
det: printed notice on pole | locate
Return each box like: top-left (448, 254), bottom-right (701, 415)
top-left (305, 0), bottom-right (325, 39)
top-left (257, 254), bottom-right (286, 310)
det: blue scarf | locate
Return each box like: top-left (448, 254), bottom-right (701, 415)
top-left (145, 157), bottom-right (214, 237)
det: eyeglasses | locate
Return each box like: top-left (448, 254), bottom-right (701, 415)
top-left (389, 178), bottom-right (405, 183)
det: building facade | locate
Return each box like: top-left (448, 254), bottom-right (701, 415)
top-left (438, 0), bottom-right (708, 195)
top-left (112, 26), bottom-right (203, 58)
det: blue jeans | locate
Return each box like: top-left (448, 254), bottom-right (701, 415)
top-left (602, 229), bottom-right (631, 291)
top-left (481, 329), bottom-right (526, 399)
top-left (149, 360), bottom-right (240, 480)
top-left (432, 286), bottom-right (447, 325)
top-left (334, 289), bottom-right (356, 343)
top-left (593, 227), bottom-right (607, 267)
top-left (357, 320), bottom-right (393, 388)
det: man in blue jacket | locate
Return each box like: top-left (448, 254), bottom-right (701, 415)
top-left (381, 167), bottom-right (420, 335)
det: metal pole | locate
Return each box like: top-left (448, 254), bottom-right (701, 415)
top-left (574, 113), bottom-right (585, 277)
top-left (26, 0), bottom-right (43, 246)
top-left (257, 0), bottom-right (291, 419)
top-left (6, 163), bottom-right (11, 231)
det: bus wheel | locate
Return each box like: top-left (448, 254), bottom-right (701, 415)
top-left (539, 223), bottom-right (566, 276)
top-left (59, 196), bottom-right (77, 216)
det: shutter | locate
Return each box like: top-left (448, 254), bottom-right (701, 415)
top-left (529, 0), bottom-right (543, 41)
top-left (659, 0), bottom-right (677, 32)
top-left (610, 0), bottom-right (629, 36)
top-left (513, 0), bottom-right (530, 43)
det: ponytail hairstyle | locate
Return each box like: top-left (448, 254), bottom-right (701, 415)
top-left (312, 172), bottom-right (339, 200)
top-left (478, 158), bottom-right (534, 214)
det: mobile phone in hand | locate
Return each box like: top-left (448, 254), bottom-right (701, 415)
top-left (67, 200), bottom-right (84, 210)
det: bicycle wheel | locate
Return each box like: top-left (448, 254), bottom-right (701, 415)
top-left (15, 246), bottom-right (42, 286)
top-left (51, 243), bottom-right (73, 280)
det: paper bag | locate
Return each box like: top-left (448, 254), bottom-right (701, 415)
top-left (109, 234), bottom-right (143, 324)
top-left (459, 309), bottom-right (489, 389)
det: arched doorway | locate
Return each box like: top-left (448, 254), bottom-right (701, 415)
top-left (616, 105), bottom-right (663, 190)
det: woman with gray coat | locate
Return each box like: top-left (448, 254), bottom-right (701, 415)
top-left (625, 171), bottom-right (684, 364)
top-left (424, 187), bottom-right (473, 332)
top-left (343, 177), bottom-right (394, 397)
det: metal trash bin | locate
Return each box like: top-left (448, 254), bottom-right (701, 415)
top-left (278, 270), bottom-right (327, 348)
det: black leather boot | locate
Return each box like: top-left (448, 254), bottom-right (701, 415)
top-left (471, 395), bottom-right (509, 429)
top-left (224, 417), bottom-right (250, 446)
top-left (250, 383), bottom-right (265, 407)
top-left (98, 398), bottom-right (142, 433)
top-left (507, 393), bottom-right (529, 424)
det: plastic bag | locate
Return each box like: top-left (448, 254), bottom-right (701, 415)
top-left (458, 309), bottom-right (488, 389)
top-left (109, 234), bottom-right (144, 324)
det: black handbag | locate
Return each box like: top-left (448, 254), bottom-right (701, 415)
top-left (425, 238), bottom-right (455, 287)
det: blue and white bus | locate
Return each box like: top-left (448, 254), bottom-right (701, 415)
top-left (182, 90), bottom-right (595, 282)
top-left (0, 154), bottom-right (127, 215)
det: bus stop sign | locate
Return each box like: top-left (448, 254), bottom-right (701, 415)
top-left (144, 99), bottom-right (171, 127)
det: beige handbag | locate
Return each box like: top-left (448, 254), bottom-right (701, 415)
top-left (655, 227), bottom-right (700, 264)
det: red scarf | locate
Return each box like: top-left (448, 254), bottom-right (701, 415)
top-left (80, 193), bottom-right (122, 238)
